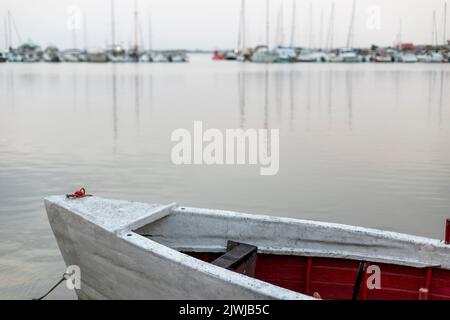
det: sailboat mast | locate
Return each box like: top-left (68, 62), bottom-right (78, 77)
top-left (242, 0), bottom-right (246, 50)
top-left (111, 0), bottom-right (116, 46)
top-left (3, 17), bottom-right (8, 50)
top-left (238, 0), bottom-right (245, 50)
top-left (432, 10), bottom-right (438, 46)
top-left (72, 26), bottom-right (77, 49)
top-left (346, 0), bottom-right (356, 48)
top-left (83, 12), bottom-right (88, 50)
top-left (308, 2), bottom-right (312, 48)
top-left (276, 3), bottom-right (284, 47)
top-left (266, 0), bottom-right (270, 47)
top-left (134, 0), bottom-right (139, 49)
top-left (444, 2), bottom-right (448, 45)
top-left (290, 0), bottom-right (296, 47)
top-left (397, 18), bottom-right (402, 48)
top-left (326, 2), bottom-right (335, 50)
top-left (7, 10), bottom-right (12, 48)
top-left (148, 8), bottom-right (152, 51)
top-left (7, 10), bottom-right (22, 48)
top-left (319, 8), bottom-right (324, 50)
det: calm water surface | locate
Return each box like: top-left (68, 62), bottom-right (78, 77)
top-left (0, 55), bottom-right (449, 299)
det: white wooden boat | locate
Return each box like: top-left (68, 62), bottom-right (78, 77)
top-left (45, 194), bottom-right (450, 300)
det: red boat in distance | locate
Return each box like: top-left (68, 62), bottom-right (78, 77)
top-left (212, 50), bottom-right (227, 60)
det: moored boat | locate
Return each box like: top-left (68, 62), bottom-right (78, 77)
top-left (212, 50), bottom-right (227, 60)
top-left (107, 45), bottom-right (127, 63)
top-left (18, 42), bottom-right (41, 62)
top-left (273, 47), bottom-right (297, 63)
top-left (398, 53), bottom-right (418, 63)
top-left (416, 52), bottom-right (443, 63)
top-left (250, 46), bottom-right (277, 63)
top-left (7, 50), bottom-right (23, 63)
top-left (45, 193), bottom-right (450, 300)
top-left (0, 51), bottom-right (8, 62)
top-left (61, 49), bottom-right (85, 62)
top-left (168, 52), bottom-right (189, 63)
top-left (127, 47), bottom-right (141, 63)
top-left (374, 55), bottom-right (394, 63)
top-left (225, 50), bottom-right (238, 60)
top-left (43, 46), bottom-right (61, 63)
top-left (335, 48), bottom-right (359, 63)
top-left (87, 49), bottom-right (109, 63)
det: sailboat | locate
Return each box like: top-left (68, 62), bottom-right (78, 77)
top-left (108, 45), bottom-right (127, 63)
top-left (251, 46), bottom-right (277, 63)
top-left (107, 0), bottom-right (127, 62)
top-left (417, 11), bottom-right (445, 63)
top-left (139, 9), bottom-right (154, 62)
top-left (236, 0), bottom-right (251, 62)
top-left (332, 0), bottom-right (358, 63)
top-left (5, 11), bottom-right (26, 62)
top-left (251, 0), bottom-right (277, 63)
top-left (273, 3), bottom-right (296, 63)
top-left (127, 0), bottom-right (141, 62)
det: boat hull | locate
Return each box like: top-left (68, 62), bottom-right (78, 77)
top-left (45, 196), bottom-right (450, 300)
top-left (45, 196), bottom-right (306, 300)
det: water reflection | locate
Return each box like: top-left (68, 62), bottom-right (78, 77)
top-left (427, 69), bottom-right (447, 126)
top-left (263, 65), bottom-right (269, 130)
top-left (327, 69), bottom-right (334, 131)
top-left (237, 69), bottom-right (246, 128)
top-left (275, 70), bottom-right (283, 122)
top-left (1, 58), bottom-right (450, 299)
top-left (84, 70), bottom-right (90, 108)
top-left (8, 70), bottom-right (15, 108)
top-left (72, 69), bottom-right (78, 110)
top-left (112, 64), bottom-right (118, 147)
top-left (428, 70), bottom-right (434, 122)
top-left (438, 70), bottom-right (444, 127)
top-left (346, 70), bottom-right (353, 130)
top-left (148, 73), bottom-right (153, 116)
top-left (289, 70), bottom-right (294, 131)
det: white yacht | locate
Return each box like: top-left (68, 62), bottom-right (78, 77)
top-left (273, 47), bottom-right (297, 63)
top-left (250, 46), bottom-right (277, 64)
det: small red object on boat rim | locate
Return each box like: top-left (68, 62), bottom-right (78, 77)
top-left (66, 188), bottom-right (93, 199)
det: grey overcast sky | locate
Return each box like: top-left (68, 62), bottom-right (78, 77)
top-left (0, 0), bottom-right (448, 50)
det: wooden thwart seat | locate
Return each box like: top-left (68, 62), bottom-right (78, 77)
top-left (211, 241), bottom-right (258, 277)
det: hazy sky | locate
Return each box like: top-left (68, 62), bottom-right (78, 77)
top-left (0, 0), bottom-right (448, 50)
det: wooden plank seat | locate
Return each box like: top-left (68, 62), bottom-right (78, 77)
top-left (211, 241), bottom-right (258, 277)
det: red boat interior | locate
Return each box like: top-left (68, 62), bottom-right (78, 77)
top-left (184, 245), bottom-right (450, 300)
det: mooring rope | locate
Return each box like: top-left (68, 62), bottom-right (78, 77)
top-left (33, 273), bottom-right (70, 300)
top-left (66, 187), bottom-right (93, 199)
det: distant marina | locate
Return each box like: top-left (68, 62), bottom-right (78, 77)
top-left (0, 0), bottom-right (189, 64)
top-left (212, 0), bottom-right (450, 64)
top-left (1, 0), bottom-right (449, 64)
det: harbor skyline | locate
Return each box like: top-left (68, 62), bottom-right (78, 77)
top-left (1, 0), bottom-right (449, 51)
